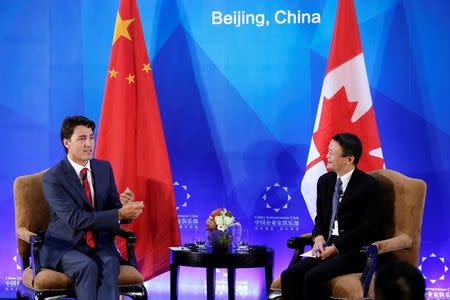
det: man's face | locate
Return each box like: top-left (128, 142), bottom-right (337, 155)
top-left (64, 125), bottom-right (95, 166)
top-left (326, 139), bottom-right (353, 174)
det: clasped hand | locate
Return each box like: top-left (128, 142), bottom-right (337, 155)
top-left (312, 235), bottom-right (337, 260)
top-left (118, 187), bottom-right (144, 220)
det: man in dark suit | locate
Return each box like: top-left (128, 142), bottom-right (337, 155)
top-left (40, 116), bottom-right (144, 300)
top-left (281, 132), bottom-right (382, 299)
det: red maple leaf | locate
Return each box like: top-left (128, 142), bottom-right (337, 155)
top-left (309, 87), bottom-right (384, 172)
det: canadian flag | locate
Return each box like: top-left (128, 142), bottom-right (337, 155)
top-left (301, 0), bottom-right (385, 220)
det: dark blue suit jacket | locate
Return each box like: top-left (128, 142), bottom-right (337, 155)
top-left (40, 158), bottom-right (122, 269)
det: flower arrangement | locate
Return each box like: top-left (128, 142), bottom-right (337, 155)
top-left (207, 208), bottom-right (235, 231)
top-left (206, 208), bottom-right (241, 251)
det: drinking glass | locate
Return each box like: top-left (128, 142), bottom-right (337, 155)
top-left (237, 229), bottom-right (249, 252)
top-left (193, 228), bottom-right (206, 251)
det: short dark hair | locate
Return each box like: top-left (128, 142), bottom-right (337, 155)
top-left (60, 116), bottom-right (96, 153)
top-left (331, 132), bottom-right (362, 165)
top-left (375, 261), bottom-right (425, 300)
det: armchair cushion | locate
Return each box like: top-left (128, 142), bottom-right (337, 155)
top-left (22, 267), bottom-right (74, 290)
top-left (118, 265), bottom-right (145, 285)
top-left (328, 273), bottom-right (376, 299)
top-left (328, 273), bottom-right (363, 299)
top-left (269, 272), bottom-right (370, 299)
top-left (22, 265), bottom-right (144, 291)
top-left (270, 277), bottom-right (281, 290)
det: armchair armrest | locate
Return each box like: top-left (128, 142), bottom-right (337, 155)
top-left (285, 233), bottom-right (313, 268)
top-left (114, 227), bottom-right (138, 268)
top-left (287, 233), bottom-right (313, 250)
top-left (360, 244), bottom-right (378, 297)
top-left (16, 226), bottom-right (38, 270)
top-left (373, 233), bottom-right (412, 254)
top-left (17, 226), bottom-right (37, 243)
top-left (30, 234), bottom-right (43, 278)
top-left (358, 234), bottom-right (413, 297)
top-left (115, 227), bottom-right (137, 241)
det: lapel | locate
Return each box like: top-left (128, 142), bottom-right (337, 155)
top-left (90, 159), bottom-right (99, 210)
top-left (62, 158), bottom-right (91, 207)
top-left (339, 168), bottom-right (359, 207)
top-left (326, 173), bottom-right (338, 217)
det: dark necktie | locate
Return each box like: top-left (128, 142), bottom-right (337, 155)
top-left (328, 178), bottom-right (343, 240)
top-left (80, 167), bottom-right (96, 249)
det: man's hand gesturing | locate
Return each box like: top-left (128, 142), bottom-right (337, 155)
top-left (118, 188), bottom-right (143, 220)
top-left (119, 201), bottom-right (144, 220)
top-left (120, 187), bottom-right (134, 205)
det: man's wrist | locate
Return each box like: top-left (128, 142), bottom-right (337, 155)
top-left (314, 235), bottom-right (325, 243)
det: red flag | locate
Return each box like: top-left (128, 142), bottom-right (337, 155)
top-left (95, 0), bottom-right (180, 280)
top-left (301, 0), bottom-right (385, 220)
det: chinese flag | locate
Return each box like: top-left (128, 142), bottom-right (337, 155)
top-left (95, 0), bottom-right (180, 280)
top-left (301, 0), bottom-right (385, 220)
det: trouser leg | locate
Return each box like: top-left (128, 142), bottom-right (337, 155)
top-left (281, 257), bottom-right (321, 300)
top-left (93, 249), bottom-right (120, 300)
top-left (59, 249), bottom-right (98, 300)
top-left (303, 252), bottom-right (365, 299)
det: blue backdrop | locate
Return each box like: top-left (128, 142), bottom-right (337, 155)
top-left (1, 0), bottom-right (450, 299)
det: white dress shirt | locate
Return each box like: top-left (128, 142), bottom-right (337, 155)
top-left (67, 155), bottom-right (95, 206)
top-left (331, 168), bottom-right (355, 236)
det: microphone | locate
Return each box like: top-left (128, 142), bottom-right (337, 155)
top-left (80, 172), bottom-right (87, 181)
top-left (338, 189), bottom-right (344, 198)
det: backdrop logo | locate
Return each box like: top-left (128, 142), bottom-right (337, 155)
top-left (254, 183), bottom-right (299, 231)
top-left (13, 250), bottom-right (21, 270)
top-left (3, 275), bottom-right (21, 293)
top-left (263, 182), bottom-right (292, 213)
top-left (425, 288), bottom-right (450, 299)
top-left (419, 253), bottom-right (449, 284)
top-left (174, 181), bottom-right (198, 230)
top-left (174, 181), bottom-right (190, 210)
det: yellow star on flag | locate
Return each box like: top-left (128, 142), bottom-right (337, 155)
top-left (112, 13), bottom-right (135, 45)
top-left (126, 73), bottom-right (135, 84)
top-left (108, 67), bottom-right (119, 78)
top-left (142, 63), bottom-right (151, 74)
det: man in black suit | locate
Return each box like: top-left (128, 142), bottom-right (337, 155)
top-left (40, 116), bottom-right (144, 300)
top-left (281, 132), bottom-right (382, 299)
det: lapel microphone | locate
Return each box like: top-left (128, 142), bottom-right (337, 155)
top-left (80, 172), bottom-right (87, 181)
top-left (334, 186), bottom-right (344, 197)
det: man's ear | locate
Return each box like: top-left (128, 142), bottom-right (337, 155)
top-left (63, 138), bottom-right (70, 151)
top-left (347, 156), bottom-right (355, 165)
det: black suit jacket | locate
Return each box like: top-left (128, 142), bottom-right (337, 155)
top-left (312, 168), bottom-right (382, 254)
top-left (40, 158), bottom-right (122, 269)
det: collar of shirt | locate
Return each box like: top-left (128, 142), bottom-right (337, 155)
top-left (337, 168), bottom-right (355, 194)
top-left (67, 155), bottom-right (91, 179)
top-left (67, 156), bottom-right (95, 203)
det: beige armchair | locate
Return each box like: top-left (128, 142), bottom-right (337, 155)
top-left (269, 169), bottom-right (427, 299)
top-left (14, 170), bottom-right (148, 299)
